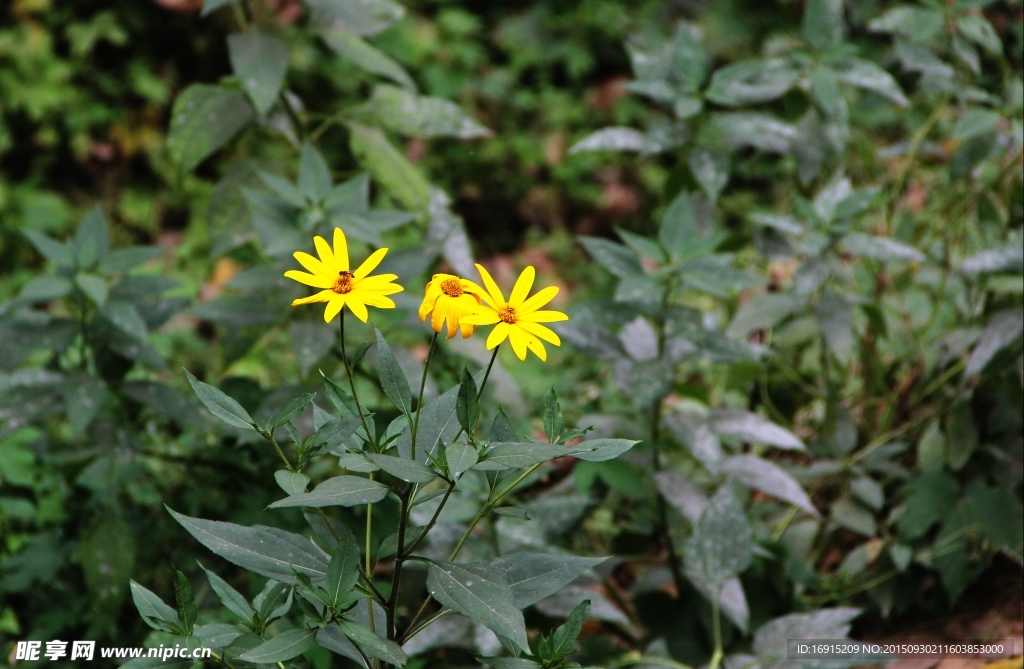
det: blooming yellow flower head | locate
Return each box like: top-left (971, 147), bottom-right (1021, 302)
top-left (461, 264), bottom-right (569, 361)
top-left (284, 227), bottom-right (403, 323)
top-left (418, 273), bottom-right (487, 339)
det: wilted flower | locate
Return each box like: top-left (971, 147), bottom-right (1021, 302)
top-left (418, 273), bottom-right (486, 339)
top-left (284, 227), bottom-right (403, 323)
top-left (461, 264), bottom-right (568, 361)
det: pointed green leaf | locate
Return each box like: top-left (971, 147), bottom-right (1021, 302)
top-left (551, 599), bottom-right (590, 658)
top-left (274, 470), bottom-right (310, 495)
top-left (167, 84), bottom-right (255, 171)
top-left (198, 561), bottom-right (254, 622)
top-left (184, 369), bottom-right (256, 430)
top-left (75, 273), bottom-right (108, 307)
top-left (269, 475), bottom-right (389, 508)
top-left (337, 619), bottom-right (407, 666)
top-left (426, 560), bottom-right (529, 652)
top-left (456, 367), bottom-right (480, 434)
top-left (445, 441), bottom-right (478, 478)
top-left (228, 31), bottom-right (289, 117)
top-left (130, 580), bottom-right (180, 631)
top-left (75, 205), bottom-right (110, 269)
top-left (173, 570), bottom-right (198, 635)
top-left (326, 531), bottom-right (361, 608)
top-left (487, 553), bottom-right (606, 608)
top-left (237, 628), bottom-right (316, 663)
top-left (374, 328), bottom-right (413, 416)
top-left (543, 388), bottom-right (563, 444)
top-left (365, 453), bottom-right (437, 483)
top-left (273, 393), bottom-right (314, 429)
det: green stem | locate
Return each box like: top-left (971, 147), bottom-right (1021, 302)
top-left (267, 434), bottom-right (292, 469)
top-left (401, 481), bottom-right (455, 557)
top-left (448, 345), bottom-right (500, 445)
top-left (278, 92), bottom-right (306, 141)
top-left (410, 332), bottom-right (439, 461)
top-left (710, 589), bottom-right (723, 669)
top-left (449, 460), bottom-right (541, 562)
top-left (339, 311), bottom-right (373, 447)
top-left (385, 490), bottom-right (410, 640)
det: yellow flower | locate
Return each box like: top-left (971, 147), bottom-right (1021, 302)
top-left (418, 273), bottom-right (487, 339)
top-left (284, 227), bottom-right (403, 323)
top-left (461, 264), bottom-right (569, 361)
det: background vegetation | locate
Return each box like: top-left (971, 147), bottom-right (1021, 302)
top-left (1, 0), bottom-right (1021, 667)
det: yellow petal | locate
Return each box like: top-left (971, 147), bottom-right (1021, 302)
top-left (294, 251), bottom-right (332, 279)
top-left (354, 248), bottom-right (388, 279)
top-left (459, 322), bottom-right (475, 339)
top-left (475, 263), bottom-right (506, 307)
top-left (462, 310), bottom-right (501, 326)
top-left (359, 282), bottom-right (404, 296)
top-left (324, 295), bottom-right (346, 322)
top-left (314, 236), bottom-right (335, 270)
top-left (509, 266), bottom-right (535, 306)
top-left (460, 279), bottom-right (489, 299)
top-left (419, 283), bottom-right (441, 321)
top-left (346, 298), bottom-right (369, 322)
top-left (486, 322), bottom-right (510, 349)
top-left (524, 331), bottom-right (547, 361)
top-left (333, 227), bottom-right (349, 272)
top-left (517, 321), bottom-right (561, 346)
top-left (520, 310), bottom-right (569, 323)
top-left (285, 270), bottom-right (333, 288)
top-left (359, 293), bottom-right (396, 309)
top-left (292, 290), bottom-right (334, 306)
top-left (518, 285), bottom-right (559, 314)
top-left (507, 326), bottom-right (528, 360)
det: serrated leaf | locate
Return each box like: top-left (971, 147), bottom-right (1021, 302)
top-left (167, 84), bottom-right (255, 171)
top-left (366, 453), bottom-right (437, 483)
top-left (173, 570), bottom-right (198, 635)
top-left (425, 560), bottom-right (529, 652)
top-left (168, 508), bottom-right (329, 584)
top-left (184, 369), bottom-right (256, 430)
top-left (238, 628), bottom-right (316, 663)
top-left (269, 475), bottom-right (389, 508)
top-left (722, 455), bottom-right (820, 517)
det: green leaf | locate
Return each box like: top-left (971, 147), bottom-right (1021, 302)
top-left (19, 275), bottom-right (73, 303)
top-left (273, 393), bottom-right (314, 429)
top-left (326, 531), bottom-right (361, 608)
top-left (957, 15), bottom-right (1002, 56)
top-left (687, 147), bottom-right (730, 202)
top-left (374, 328), bottom-right (413, 416)
top-left (953, 109), bottom-right (1001, 141)
top-left (753, 608), bottom-right (861, 666)
top-left (616, 228), bottom-right (666, 262)
top-left (62, 374), bottom-right (106, 437)
top-left (489, 407), bottom-right (519, 442)
top-left (75, 273), bottom-right (108, 307)
top-left (348, 122), bottom-right (430, 211)
top-left (831, 497), bottom-right (877, 537)
top-left (274, 470), bottom-right (310, 495)
top-left (316, 625), bottom-right (370, 669)
top-left (659, 191), bottom-right (699, 262)
top-left (487, 553), bottom-right (606, 608)
top-left (74, 205), bottom-right (110, 269)
top-left (964, 308), bottom-right (1023, 377)
top-left (945, 398), bottom-right (979, 471)
top-left (396, 381), bottom-right (461, 462)
top-left (336, 619), bottom-right (408, 666)
top-left (456, 367), bottom-right (480, 435)
top-left (682, 485), bottom-right (753, 588)
top-left (445, 441), bottom-right (478, 477)
top-left (173, 570), bottom-right (197, 636)
top-left (579, 236), bottom-right (641, 278)
top-left (81, 516), bottom-right (135, 615)
top-left (567, 438), bottom-right (638, 462)
top-left (727, 293), bottom-right (798, 339)
top-left (269, 475), bottom-right (389, 508)
top-left (130, 580), bottom-right (180, 631)
top-left (227, 31), bottom-right (289, 117)
top-left (710, 409), bottom-right (804, 451)
top-left (475, 442), bottom-right (576, 470)
top-left (357, 84), bottom-right (490, 139)
top-left (705, 58), bottom-right (801, 106)
top-left (184, 369), bottom-right (256, 430)
top-left (198, 561), bottom-right (254, 622)
top-left (898, 471), bottom-right (959, 540)
top-left (803, 0), bottom-right (844, 50)
top-left (365, 453), bottom-right (437, 483)
top-left (290, 321), bottom-right (336, 378)
top-left (833, 58), bottom-right (908, 106)
top-left (705, 112), bottom-right (798, 154)
top-left (722, 455), bottom-right (820, 517)
top-left (103, 299), bottom-right (149, 342)
top-left (317, 27), bottom-right (415, 88)
top-left (201, 0), bottom-right (232, 16)
top-left (426, 560), bottom-right (530, 652)
top-left (22, 229), bottom-right (73, 267)
top-left (168, 508), bottom-right (329, 584)
top-left (480, 659), bottom-right (541, 669)
top-left (841, 233), bottom-right (925, 262)
top-left (299, 141), bottom-right (334, 202)
top-left (238, 628), bottom-right (316, 663)
top-left (167, 84), bottom-right (255, 171)
top-left (307, 0), bottom-right (405, 37)
top-left (543, 388), bottom-right (563, 444)
top-left (551, 599), bottom-right (590, 658)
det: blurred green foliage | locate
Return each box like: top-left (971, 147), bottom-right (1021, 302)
top-left (1, 0), bottom-right (1022, 666)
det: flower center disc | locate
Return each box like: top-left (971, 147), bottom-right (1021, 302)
top-left (498, 305), bottom-right (517, 324)
top-left (334, 271), bottom-right (354, 294)
top-left (440, 278), bottom-right (464, 297)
